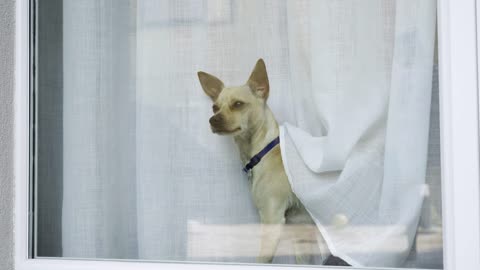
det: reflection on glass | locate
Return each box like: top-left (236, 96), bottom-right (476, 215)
top-left (35, 0), bottom-right (442, 268)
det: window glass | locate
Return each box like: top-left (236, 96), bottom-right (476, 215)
top-left (34, 0), bottom-right (442, 268)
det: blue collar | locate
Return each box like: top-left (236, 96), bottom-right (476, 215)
top-left (243, 136), bottom-right (280, 173)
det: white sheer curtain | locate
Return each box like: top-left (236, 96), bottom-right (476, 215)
top-left (61, 0), bottom-right (438, 267)
top-left (135, 0), bottom-right (299, 263)
top-left (62, 0), bottom-right (138, 258)
top-left (281, 0), bottom-right (436, 267)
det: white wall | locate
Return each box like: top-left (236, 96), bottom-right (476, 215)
top-left (0, 0), bottom-right (15, 269)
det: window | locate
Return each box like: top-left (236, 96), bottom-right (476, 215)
top-left (15, 0), bottom-right (480, 270)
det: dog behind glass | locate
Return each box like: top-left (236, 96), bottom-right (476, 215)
top-left (197, 59), bottom-right (323, 264)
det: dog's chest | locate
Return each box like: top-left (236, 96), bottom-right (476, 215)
top-left (247, 160), bottom-right (283, 192)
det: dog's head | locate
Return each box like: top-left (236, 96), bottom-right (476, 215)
top-left (197, 59), bottom-right (269, 136)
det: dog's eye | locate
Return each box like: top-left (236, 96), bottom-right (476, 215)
top-left (212, 105), bottom-right (220, 113)
top-left (233, 101), bottom-right (244, 108)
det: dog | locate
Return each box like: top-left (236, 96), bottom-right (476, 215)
top-left (197, 59), bottom-right (320, 264)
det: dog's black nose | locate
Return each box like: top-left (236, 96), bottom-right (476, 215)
top-left (209, 114), bottom-right (223, 127)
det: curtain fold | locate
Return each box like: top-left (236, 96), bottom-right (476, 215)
top-left (62, 0), bottom-right (138, 258)
top-left (281, 0), bottom-right (436, 267)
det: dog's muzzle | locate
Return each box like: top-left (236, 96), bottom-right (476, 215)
top-left (209, 114), bottom-right (224, 129)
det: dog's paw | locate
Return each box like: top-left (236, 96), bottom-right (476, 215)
top-left (295, 254), bottom-right (312, 265)
top-left (256, 256), bottom-right (274, 264)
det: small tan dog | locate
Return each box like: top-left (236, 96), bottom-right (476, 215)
top-left (198, 59), bottom-right (318, 264)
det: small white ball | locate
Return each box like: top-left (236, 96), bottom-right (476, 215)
top-left (332, 214), bottom-right (349, 228)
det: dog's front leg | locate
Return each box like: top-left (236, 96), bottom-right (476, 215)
top-left (256, 207), bottom-right (285, 263)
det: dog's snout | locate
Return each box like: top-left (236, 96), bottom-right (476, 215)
top-left (209, 114), bottom-right (224, 127)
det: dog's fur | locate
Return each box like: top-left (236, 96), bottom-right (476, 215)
top-left (198, 59), bottom-right (318, 264)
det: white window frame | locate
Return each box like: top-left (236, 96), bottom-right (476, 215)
top-left (14, 0), bottom-right (480, 269)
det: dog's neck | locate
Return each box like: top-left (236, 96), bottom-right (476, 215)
top-left (233, 106), bottom-right (279, 164)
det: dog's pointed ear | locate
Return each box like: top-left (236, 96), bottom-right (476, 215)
top-left (197, 71), bottom-right (225, 101)
top-left (247, 59), bottom-right (269, 100)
